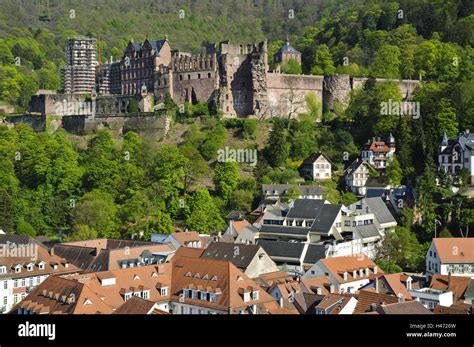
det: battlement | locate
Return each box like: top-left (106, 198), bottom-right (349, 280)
top-left (219, 40), bottom-right (267, 56)
top-left (171, 53), bottom-right (217, 72)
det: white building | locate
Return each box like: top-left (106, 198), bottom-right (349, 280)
top-left (302, 254), bottom-right (381, 294)
top-left (299, 153), bottom-right (332, 181)
top-left (361, 135), bottom-right (396, 169)
top-left (426, 238), bottom-right (474, 281)
top-left (409, 288), bottom-right (454, 310)
top-left (344, 159), bottom-right (374, 196)
top-left (438, 131), bottom-right (474, 184)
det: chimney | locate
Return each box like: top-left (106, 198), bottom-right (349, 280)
top-left (329, 284), bottom-right (335, 293)
top-left (375, 276), bottom-right (379, 293)
top-left (373, 266), bottom-right (378, 274)
top-left (49, 247), bottom-right (54, 256)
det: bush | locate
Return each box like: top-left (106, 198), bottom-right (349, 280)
top-left (243, 119), bottom-right (257, 139)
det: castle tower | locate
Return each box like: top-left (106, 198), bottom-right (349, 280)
top-left (387, 133), bottom-right (396, 157)
top-left (274, 36), bottom-right (301, 68)
top-left (440, 131), bottom-right (449, 153)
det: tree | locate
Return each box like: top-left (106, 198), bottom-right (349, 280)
top-left (213, 162), bottom-right (239, 201)
top-left (265, 119), bottom-right (289, 167)
top-left (184, 189), bottom-right (226, 233)
top-left (376, 227), bottom-right (425, 271)
top-left (459, 208), bottom-right (474, 237)
top-left (83, 129), bottom-right (120, 194)
top-left (282, 186), bottom-right (300, 203)
top-left (311, 44), bottom-right (335, 75)
top-left (65, 224), bottom-right (98, 242)
top-left (340, 192), bottom-right (358, 206)
top-left (0, 65), bottom-right (21, 106)
top-left (228, 189), bottom-right (253, 212)
top-left (243, 119), bottom-right (257, 139)
top-left (375, 259), bottom-right (403, 274)
top-left (142, 210), bottom-right (174, 240)
top-left (282, 58), bottom-right (302, 74)
top-left (16, 219), bottom-right (36, 237)
top-left (386, 158), bottom-right (402, 187)
top-left (72, 190), bottom-right (118, 238)
top-left (371, 44), bottom-right (401, 79)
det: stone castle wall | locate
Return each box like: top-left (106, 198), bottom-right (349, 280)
top-left (62, 113), bottom-right (170, 138)
top-left (266, 73), bottom-right (324, 119)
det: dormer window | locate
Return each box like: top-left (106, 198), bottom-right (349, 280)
top-left (26, 264), bottom-right (33, 272)
top-left (14, 265), bottom-right (21, 273)
top-left (0, 266), bottom-right (6, 274)
top-left (252, 291), bottom-right (259, 300)
top-left (200, 291), bottom-right (207, 300)
top-left (37, 262), bottom-right (45, 270)
top-left (243, 292), bottom-right (251, 303)
top-left (209, 293), bottom-right (217, 303)
top-left (143, 290), bottom-right (150, 299)
top-left (160, 287), bottom-right (168, 296)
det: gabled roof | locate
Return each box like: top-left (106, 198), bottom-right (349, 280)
top-left (429, 274), bottom-right (472, 302)
top-left (309, 204), bottom-right (342, 234)
top-left (354, 224), bottom-right (381, 239)
top-left (170, 257), bottom-right (274, 312)
top-left (319, 255), bottom-right (382, 284)
top-left (201, 242), bottom-right (262, 269)
top-left (345, 158), bottom-right (373, 176)
top-left (378, 301), bottom-right (432, 314)
top-left (302, 244), bottom-right (327, 265)
top-left (257, 240), bottom-right (305, 260)
top-left (229, 219), bottom-right (251, 236)
top-left (0, 236), bottom-right (79, 280)
top-left (381, 273), bottom-right (412, 300)
top-left (354, 290), bottom-right (399, 314)
top-left (287, 199), bottom-right (325, 219)
top-left (293, 292), bottom-right (325, 314)
top-left (315, 293), bottom-right (354, 314)
top-left (113, 296), bottom-right (167, 314)
top-left (300, 276), bottom-right (331, 295)
top-left (355, 197), bottom-right (396, 225)
top-left (302, 152), bottom-right (331, 165)
top-left (432, 238), bottom-right (474, 263)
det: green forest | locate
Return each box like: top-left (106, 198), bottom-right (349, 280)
top-left (0, 0), bottom-right (474, 272)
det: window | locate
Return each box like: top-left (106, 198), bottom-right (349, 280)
top-left (200, 291), bottom-right (207, 300)
top-left (3, 281), bottom-right (7, 290)
top-left (160, 287), bottom-right (168, 296)
top-left (252, 291), bottom-right (259, 300)
top-left (13, 280), bottom-right (18, 288)
top-left (124, 293), bottom-right (132, 301)
top-left (0, 266), bottom-right (5, 274)
top-left (243, 292), bottom-right (251, 302)
top-left (143, 290), bottom-right (150, 300)
top-left (192, 290), bottom-right (198, 299)
top-left (209, 294), bottom-right (217, 303)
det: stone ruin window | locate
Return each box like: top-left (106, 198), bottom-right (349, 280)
top-left (188, 74), bottom-right (191, 80)
top-left (180, 75), bottom-right (183, 81)
top-left (198, 74), bottom-right (201, 79)
top-left (208, 72), bottom-right (211, 78)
